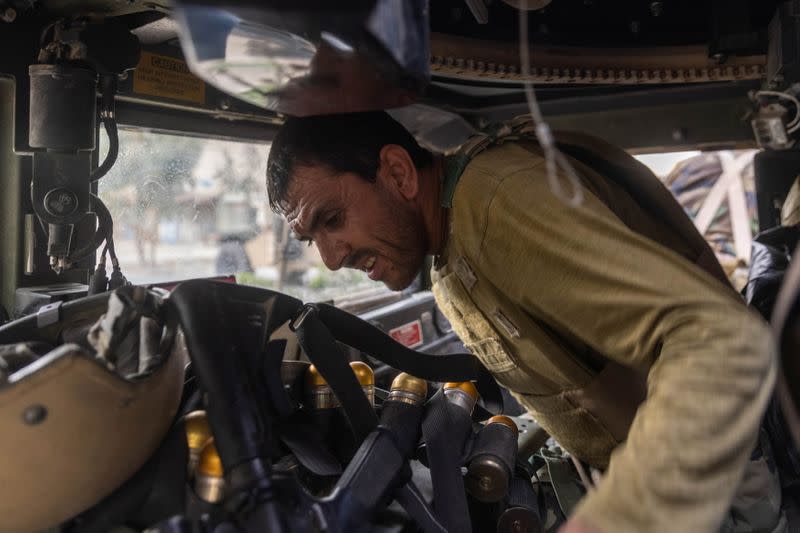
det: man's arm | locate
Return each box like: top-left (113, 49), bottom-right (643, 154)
top-left (476, 164), bottom-right (776, 533)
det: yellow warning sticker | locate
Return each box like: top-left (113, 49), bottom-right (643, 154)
top-left (133, 51), bottom-right (206, 104)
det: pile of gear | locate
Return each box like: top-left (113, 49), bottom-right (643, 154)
top-left (0, 280), bottom-right (587, 533)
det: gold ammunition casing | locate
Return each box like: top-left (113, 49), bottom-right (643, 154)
top-left (183, 410), bottom-right (212, 476)
top-left (349, 361), bottom-right (375, 406)
top-left (386, 373), bottom-right (428, 406)
top-left (443, 381), bottom-right (479, 414)
top-left (487, 415), bottom-right (519, 437)
top-left (195, 438), bottom-right (225, 503)
top-left (305, 364), bottom-right (339, 409)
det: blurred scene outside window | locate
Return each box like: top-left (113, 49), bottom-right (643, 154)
top-left (635, 149), bottom-right (758, 289)
top-left (98, 129), bottom-right (380, 303)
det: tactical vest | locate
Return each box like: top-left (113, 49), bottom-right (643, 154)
top-left (433, 120), bottom-right (734, 467)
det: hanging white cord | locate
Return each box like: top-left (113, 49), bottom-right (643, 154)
top-left (755, 90), bottom-right (800, 131)
top-left (518, 6), bottom-right (584, 207)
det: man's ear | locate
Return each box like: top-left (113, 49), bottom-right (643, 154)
top-left (377, 144), bottom-right (419, 201)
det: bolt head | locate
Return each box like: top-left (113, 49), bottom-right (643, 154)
top-left (22, 405), bottom-right (47, 425)
top-left (44, 188), bottom-right (79, 217)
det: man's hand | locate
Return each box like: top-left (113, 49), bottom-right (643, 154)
top-left (559, 517), bottom-right (602, 533)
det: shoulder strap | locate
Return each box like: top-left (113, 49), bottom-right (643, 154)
top-left (440, 116), bottom-right (732, 289)
top-left (552, 132), bottom-right (732, 288)
top-left (440, 121), bottom-right (517, 208)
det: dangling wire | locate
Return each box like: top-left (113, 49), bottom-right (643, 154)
top-left (754, 90), bottom-right (800, 133)
top-left (91, 74), bottom-right (119, 182)
top-left (99, 242), bottom-right (109, 267)
top-left (66, 194), bottom-right (112, 263)
top-left (518, 7), bottom-right (584, 207)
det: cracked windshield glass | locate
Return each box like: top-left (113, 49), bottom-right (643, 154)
top-left (98, 129), bottom-right (380, 303)
top-left (99, 129), bottom-right (758, 298)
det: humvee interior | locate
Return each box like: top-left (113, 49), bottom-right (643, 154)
top-left (1, 1), bottom-right (800, 532)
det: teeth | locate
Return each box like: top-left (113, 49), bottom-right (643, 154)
top-left (364, 256), bottom-right (376, 270)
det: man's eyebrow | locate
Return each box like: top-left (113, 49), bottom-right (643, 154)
top-left (293, 203), bottom-right (332, 238)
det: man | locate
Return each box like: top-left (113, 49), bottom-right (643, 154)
top-left (266, 111), bottom-right (779, 533)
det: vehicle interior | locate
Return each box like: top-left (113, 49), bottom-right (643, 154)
top-left (1, 1), bottom-right (800, 532)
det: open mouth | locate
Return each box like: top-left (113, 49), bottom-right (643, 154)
top-left (361, 255), bottom-right (382, 281)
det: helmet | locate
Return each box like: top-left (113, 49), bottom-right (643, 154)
top-left (0, 286), bottom-right (185, 532)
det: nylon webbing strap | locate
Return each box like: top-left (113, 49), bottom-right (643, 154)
top-left (421, 392), bottom-right (473, 533)
top-left (476, 365), bottom-right (504, 416)
top-left (554, 138), bottom-right (732, 288)
top-left (317, 304), bottom-right (481, 380)
top-left (395, 482), bottom-right (448, 533)
top-left (315, 303), bottom-right (504, 414)
top-left (293, 308), bottom-right (378, 444)
top-left (278, 413), bottom-right (342, 477)
top-left (508, 469), bottom-right (538, 510)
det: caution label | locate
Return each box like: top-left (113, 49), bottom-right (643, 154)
top-left (133, 51), bottom-right (206, 104)
top-left (389, 320), bottom-right (424, 348)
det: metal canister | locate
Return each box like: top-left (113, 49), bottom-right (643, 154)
top-left (465, 415), bottom-right (519, 503)
top-left (183, 410), bottom-right (212, 477)
top-left (305, 364), bottom-right (339, 409)
top-left (497, 470), bottom-right (543, 533)
top-left (28, 64), bottom-right (97, 151)
top-left (349, 361), bottom-right (375, 406)
top-left (195, 438), bottom-right (225, 503)
top-left (443, 381), bottom-right (479, 414)
top-left (387, 372), bottom-right (428, 406)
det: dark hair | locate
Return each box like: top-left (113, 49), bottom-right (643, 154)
top-left (267, 111), bottom-right (433, 213)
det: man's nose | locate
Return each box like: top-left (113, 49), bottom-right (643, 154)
top-left (316, 236), bottom-right (349, 271)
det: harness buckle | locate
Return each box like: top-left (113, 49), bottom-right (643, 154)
top-left (289, 303), bottom-right (319, 332)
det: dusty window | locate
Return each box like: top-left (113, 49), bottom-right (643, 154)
top-left (98, 129), bottom-right (384, 302)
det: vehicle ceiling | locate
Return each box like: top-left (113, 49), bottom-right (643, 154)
top-left (6, 0), bottom-right (782, 150)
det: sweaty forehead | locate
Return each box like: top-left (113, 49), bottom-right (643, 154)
top-left (284, 165), bottom-right (340, 229)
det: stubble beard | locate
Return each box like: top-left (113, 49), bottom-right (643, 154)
top-left (375, 190), bottom-right (428, 291)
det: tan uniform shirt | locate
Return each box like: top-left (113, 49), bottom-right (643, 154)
top-left (431, 140), bottom-right (776, 533)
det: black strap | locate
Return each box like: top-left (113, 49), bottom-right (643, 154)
top-left (278, 413), bottom-right (343, 477)
top-left (555, 138), bottom-right (731, 287)
top-left (395, 482), bottom-right (448, 533)
top-left (421, 391), bottom-right (473, 533)
top-left (293, 307), bottom-right (379, 444)
top-left (261, 340), bottom-right (295, 419)
top-left (315, 303), bottom-right (504, 414)
top-left (476, 364), bottom-right (504, 416)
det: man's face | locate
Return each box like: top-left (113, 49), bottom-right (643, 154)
top-left (284, 162), bottom-right (428, 291)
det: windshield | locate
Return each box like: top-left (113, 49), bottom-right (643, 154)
top-left (98, 129), bottom-right (384, 302)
